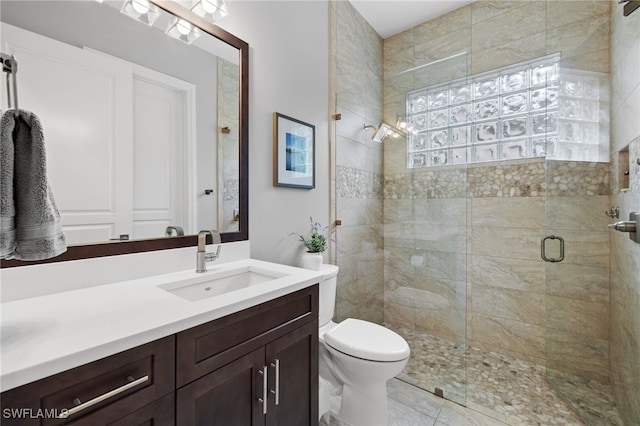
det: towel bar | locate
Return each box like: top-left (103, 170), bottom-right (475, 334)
top-left (1, 52), bottom-right (18, 113)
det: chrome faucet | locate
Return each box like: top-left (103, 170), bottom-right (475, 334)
top-left (196, 230), bottom-right (222, 273)
top-left (165, 226), bottom-right (184, 236)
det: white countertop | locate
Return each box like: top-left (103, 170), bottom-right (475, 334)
top-left (0, 259), bottom-right (323, 392)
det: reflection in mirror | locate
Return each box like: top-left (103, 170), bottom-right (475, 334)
top-left (217, 58), bottom-right (240, 232)
top-left (2, 0), bottom-right (238, 243)
top-left (0, 0), bottom-right (248, 266)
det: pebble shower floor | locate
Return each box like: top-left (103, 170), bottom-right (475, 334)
top-left (392, 326), bottom-right (623, 426)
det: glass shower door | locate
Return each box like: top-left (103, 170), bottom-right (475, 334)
top-left (543, 66), bottom-right (622, 425)
top-left (388, 52), bottom-right (470, 406)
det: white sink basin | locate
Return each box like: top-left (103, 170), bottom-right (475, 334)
top-left (158, 266), bottom-right (288, 302)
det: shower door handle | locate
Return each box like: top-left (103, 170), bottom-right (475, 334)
top-left (541, 235), bottom-right (564, 263)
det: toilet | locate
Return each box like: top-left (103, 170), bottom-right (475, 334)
top-left (318, 264), bottom-right (410, 426)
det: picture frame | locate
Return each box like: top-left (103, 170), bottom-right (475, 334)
top-left (273, 112), bottom-right (316, 189)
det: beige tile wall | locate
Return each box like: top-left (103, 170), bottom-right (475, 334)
top-left (382, 0), bottom-right (612, 379)
top-left (331, 0), bottom-right (385, 324)
top-left (609, 0), bottom-right (640, 423)
top-left (383, 163), bottom-right (611, 375)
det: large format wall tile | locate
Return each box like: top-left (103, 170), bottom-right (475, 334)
top-left (470, 255), bottom-right (545, 293)
top-left (471, 197), bottom-right (545, 228)
top-left (471, 226), bottom-right (543, 260)
top-left (547, 13), bottom-right (610, 66)
top-left (546, 229), bottom-right (609, 268)
top-left (414, 198), bottom-right (467, 226)
top-left (545, 195), bottom-right (610, 231)
top-left (471, 32), bottom-right (547, 75)
top-left (414, 224), bottom-right (467, 253)
top-left (547, 295), bottom-right (609, 341)
top-left (547, 328), bottom-right (610, 383)
top-left (337, 197), bottom-right (383, 227)
top-left (414, 249), bottom-right (467, 282)
top-left (546, 0), bottom-right (610, 29)
top-left (546, 263), bottom-right (609, 303)
top-left (472, 284), bottom-right (546, 326)
top-left (472, 2), bottom-right (546, 52)
top-left (471, 1), bottom-right (526, 24)
top-left (471, 314), bottom-right (546, 364)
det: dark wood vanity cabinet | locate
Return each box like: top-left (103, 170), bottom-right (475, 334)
top-left (176, 320), bottom-right (317, 426)
top-left (0, 285), bottom-right (319, 426)
top-left (176, 286), bottom-right (319, 426)
top-left (0, 336), bottom-right (175, 425)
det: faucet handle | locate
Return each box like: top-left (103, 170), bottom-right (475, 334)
top-left (209, 230), bottom-right (221, 260)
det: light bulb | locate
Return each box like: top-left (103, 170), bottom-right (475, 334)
top-left (176, 19), bottom-right (192, 35)
top-left (132, 0), bottom-right (150, 15)
top-left (201, 0), bottom-right (217, 14)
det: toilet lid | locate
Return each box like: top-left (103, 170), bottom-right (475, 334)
top-left (323, 318), bottom-right (410, 362)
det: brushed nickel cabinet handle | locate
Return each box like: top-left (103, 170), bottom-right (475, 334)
top-left (270, 359), bottom-right (280, 405)
top-left (257, 366), bottom-right (268, 414)
top-left (58, 375), bottom-right (149, 418)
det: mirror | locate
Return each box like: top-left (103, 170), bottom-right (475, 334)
top-left (0, 0), bottom-right (248, 267)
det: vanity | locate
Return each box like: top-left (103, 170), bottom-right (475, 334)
top-left (1, 257), bottom-right (320, 425)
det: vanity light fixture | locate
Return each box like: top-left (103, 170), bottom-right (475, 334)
top-left (120, 0), bottom-right (160, 26)
top-left (190, 0), bottom-right (228, 24)
top-left (165, 17), bottom-right (201, 44)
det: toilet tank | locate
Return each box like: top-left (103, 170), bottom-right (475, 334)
top-left (319, 264), bottom-right (339, 327)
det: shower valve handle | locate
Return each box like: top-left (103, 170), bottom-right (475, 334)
top-left (608, 221), bottom-right (637, 233)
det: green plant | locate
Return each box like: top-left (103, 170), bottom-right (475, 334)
top-left (293, 217), bottom-right (330, 253)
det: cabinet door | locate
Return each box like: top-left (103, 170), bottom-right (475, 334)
top-left (266, 321), bottom-right (318, 426)
top-left (176, 348), bottom-right (266, 426)
top-left (106, 393), bottom-right (174, 426)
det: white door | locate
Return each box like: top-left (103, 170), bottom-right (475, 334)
top-left (131, 74), bottom-right (189, 239)
top-left (1, 24), bottom-right (196, 243)
top-left (1, 23), bottom-right (133, 244)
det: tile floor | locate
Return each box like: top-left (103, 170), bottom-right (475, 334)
top-left (321, 327), bottom-right (624, 426)
top-left (321, 378), bottom-right (516, 426)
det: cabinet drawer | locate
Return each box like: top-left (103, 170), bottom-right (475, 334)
top-left (177, 285), bottom-right (318, 387)
top-left (1, 336), bottom-right (175, 425)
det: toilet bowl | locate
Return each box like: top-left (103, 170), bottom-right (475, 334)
top-left (317, 264), bottom-right (410, 426)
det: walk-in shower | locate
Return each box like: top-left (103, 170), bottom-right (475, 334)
top-left (331, 1), bottom-right (631, 424)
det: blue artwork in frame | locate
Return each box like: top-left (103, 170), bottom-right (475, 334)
top-left (286, 132), bottom-right (308, 173)
top-left (274, 112), bottom-right (315, 188)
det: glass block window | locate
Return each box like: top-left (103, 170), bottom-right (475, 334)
top-left (406, 55), bottom-right (608, 168)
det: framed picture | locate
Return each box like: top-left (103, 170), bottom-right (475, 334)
top-left (273, 112), bottom-right (315, 189)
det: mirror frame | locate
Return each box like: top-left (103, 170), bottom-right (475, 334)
top-left (1, 0), bottom-right (249, 268)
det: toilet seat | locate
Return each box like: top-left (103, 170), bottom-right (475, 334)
top-left (323, 318), bottom-right (410, 362)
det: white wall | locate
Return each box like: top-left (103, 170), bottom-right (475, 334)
top-left (218, 1), bottom-right (331, 265)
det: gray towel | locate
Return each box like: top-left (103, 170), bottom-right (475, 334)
top-left (1, 109), bottom-right (16, 257)
top-left (0, 109), bottom-right (66, 260)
